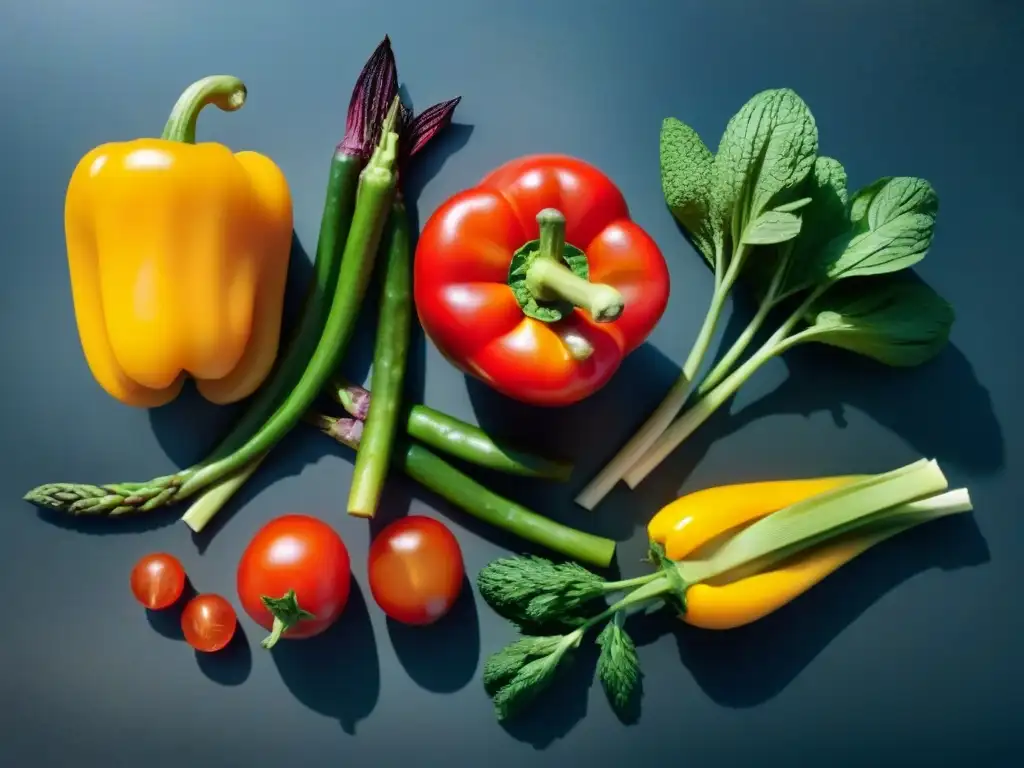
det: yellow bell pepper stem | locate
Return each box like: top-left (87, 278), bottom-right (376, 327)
top-left (160, 75), bottom-right (247, 143)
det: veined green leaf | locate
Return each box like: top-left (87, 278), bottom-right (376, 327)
top-left (848, 177), bottom-right (891, 225)
top-left (773, 196), bottom-right (813, 213)
top-left (804, 276), bottom-right (954, 366)
top-left (710, 88), bottom-right (819, 244)
top-left (745, 156), bottom-right (849, 301)
top-left (661, 117), bottom-right (715, 262)
top-left (824, 177), bottom-right (938, 280)
top-left (741, 210), bottom-right (803, 245)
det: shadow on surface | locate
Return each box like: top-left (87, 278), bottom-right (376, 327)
top-left (386, 573), bottom-right (480, 693)
top-left (630, 512), bottom-right (989, 708)
top-left (36, 506), bottom-right (180, 534)
top-left (272, 580), bottom-right (379, 734)
top-left (498, 642), bottom-right (598, 749)
top-left (464, 341), bottom-right (684, 550)
top-left (632, 271), bottom-right (1004, 495)
top-left (196, 621), bottom-right (252, 686)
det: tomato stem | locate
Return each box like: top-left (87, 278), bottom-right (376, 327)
top-left (525, 209), bottom-right (624, 323)
top-left (259, 590), bottom-right (316, 650)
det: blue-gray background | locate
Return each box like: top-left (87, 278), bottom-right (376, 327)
top-left (1, 1), bottom-right (1020, 765)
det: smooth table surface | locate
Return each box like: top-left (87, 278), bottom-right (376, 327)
top-left (1, 1), bottom-right (1021, 765)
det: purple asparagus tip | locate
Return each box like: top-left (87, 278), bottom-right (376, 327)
top-left (399, 96), bottom-right (462, 177)
top-left (329, 417), bottom-right (365, 450)
top-left (338, 36), bottom-right (399, 158)
top-left (342, 384), bottom-right (372, 420)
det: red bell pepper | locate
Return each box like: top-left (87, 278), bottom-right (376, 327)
top-left (414, 154), bottom-right (669, 407)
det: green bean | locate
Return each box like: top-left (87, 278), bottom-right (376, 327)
top-left (310, 413), bottom-right (614, 568)
top-left (330, 379), bottom-right (572, 480)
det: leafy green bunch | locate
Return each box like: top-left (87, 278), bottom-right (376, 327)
top-left (478, 553), bottom-right (677, 723)
top-left (576, 88), bottom-right (955, 508)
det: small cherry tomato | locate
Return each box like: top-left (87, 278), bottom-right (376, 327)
top-left (130, 552), bottom-right (186, 610)
top-left (368, 516), bottom-right (464, 625)
top-left (237, 514), bottom-right (351, 649)
top-left (181, 594), bottom-right (237, 653)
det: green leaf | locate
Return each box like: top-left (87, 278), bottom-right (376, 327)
top-left (661, 117), bottom-right (715, 262)
top-left (773, 196), bottom-right (813, 213)
top-left (710, 88), bottom-right (819, 244)
top-left (482, 635), bottom-right (565, 696)
top-left (745, 156), bottom-right (849, 301)
top-left (804, 276), bottom-right (954, 367)
top-left (741, 210), bottom-right (803, 245)
top-left (491, 641), bottom-right (570, 721)
top-left (823, 177), bottom-right (938, 280)
top-left (477, 556), bottom-right (608, 627)
top-left (596, 619), bottom-right (642, 721)
top-left (848, 177), bottom-right (891, 226)
top-left (799, 157), bottom-right (850, 250)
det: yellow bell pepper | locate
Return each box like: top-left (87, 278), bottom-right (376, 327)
top-left (65, 75), bottom-right (293, 408)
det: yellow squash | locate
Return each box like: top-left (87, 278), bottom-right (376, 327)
top-left (648, 475), bottom-right (864, 560)
top-left (648, 475), bottom-right (870, 629)
top-left (683, 532), bottom-right (880, 629)
top-left (65, 75), bottom-right (292, 408)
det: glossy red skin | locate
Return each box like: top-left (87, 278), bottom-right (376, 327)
top-left (181, 594), bottom-right (237, 653)
top-left (236, 514), bottom-right (351, 640)
top-left (414, 154), bottom-right (669, 406)
top-left (130, 552), bottom-right (186, 610)
top-left (368, 516), bottom-right (464, 626)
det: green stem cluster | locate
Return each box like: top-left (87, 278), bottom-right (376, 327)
top-left (573, 242), bottom-right (742, 511)
top-left (622, 283), bottom-right (828, 488)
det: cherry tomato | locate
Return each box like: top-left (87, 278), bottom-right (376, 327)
top-left (368, 516), bottom-right (464, 625)
top-left (181, 594), bottom-right (237, 653)
top-left (237, 514), bottom-right (351, 648)
top-left (129, 552), bottom-right (186, 610)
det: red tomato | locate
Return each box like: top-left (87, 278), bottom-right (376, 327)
top-left (368, 516), bottom-right (464, 625)
top-left (181, 594), bottom-right (237, 653)
top-left (130, 552), bottom-right (186, 610)
top-left (236, 514), bottom-right (351, 648)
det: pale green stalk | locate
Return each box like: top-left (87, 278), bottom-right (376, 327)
top-left (675, 458), bottom-right (948, 584)
top-left (574, 243), bottom-right (743, 511)
top-left (623, 284), bottom-right (827, 489)
top-left (697, 245), bottom-right (793, 396)
top-left (181, 453), bottom-right (266, 533)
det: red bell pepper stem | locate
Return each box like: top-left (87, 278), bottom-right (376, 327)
top-left (526, 209), bottom-right (624, 323)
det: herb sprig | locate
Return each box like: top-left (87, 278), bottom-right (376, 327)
top-left (479, 555), bottom-right (674, 722)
